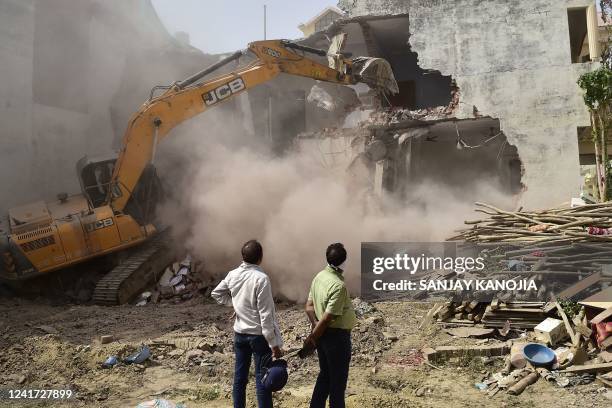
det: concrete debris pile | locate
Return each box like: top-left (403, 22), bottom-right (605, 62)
top-left (149, 324), bottom-right (232, 375)
top-left (137, 255), bottom-right (206, 305)
top-left (423, 300), bottom-right (612, 395)
top-left (353, 297), bottom-right (377, 316)
top-left (361, 81), bottom-right (459, 127)
top-left (352, 314), bottom-right (397, 365)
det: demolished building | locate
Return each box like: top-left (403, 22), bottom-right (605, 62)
top-left (0, 0), bottom-right (604, 215)
top-left (301, 0), bottom-right (603, 207)
top-left (270, 0), bottom-right (604, 208)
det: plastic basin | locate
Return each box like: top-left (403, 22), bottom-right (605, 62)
top-left (522, 343), bottom-right (556, 367)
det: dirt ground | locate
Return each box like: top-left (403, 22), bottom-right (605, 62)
top-left (0, 294), bottom-right (610, 408)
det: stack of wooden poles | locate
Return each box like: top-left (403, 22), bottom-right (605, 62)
top-left (450, 201), bottom-right (612, 244)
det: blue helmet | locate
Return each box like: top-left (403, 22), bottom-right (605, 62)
top-left (262, 359), bottom-right (288, 392)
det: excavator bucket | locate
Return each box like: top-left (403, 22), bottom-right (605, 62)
top-left (327, 33), bottom-right (399, 95)
top-left (352, 57), bottom-right (399, 95)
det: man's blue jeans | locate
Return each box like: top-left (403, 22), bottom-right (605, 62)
top-left (310, 328), bottom-right (351, 408)
top-left (233, 332), bottom-right (273, 408)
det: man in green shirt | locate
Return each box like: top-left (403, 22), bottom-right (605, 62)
top-left (304, 243), bottom-right (355, 408)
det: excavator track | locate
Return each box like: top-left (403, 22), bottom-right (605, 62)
top-left (92, 232), bottom-right (174, 305)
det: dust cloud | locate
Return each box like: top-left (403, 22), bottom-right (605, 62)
top-left (158, 114), bottom-right (513, 301)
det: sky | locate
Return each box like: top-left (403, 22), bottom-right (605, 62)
top-left (151, 0), bottom-right (339, 54)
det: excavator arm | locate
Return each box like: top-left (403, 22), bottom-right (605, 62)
top-left (108, 39), bottom-right (396, 213)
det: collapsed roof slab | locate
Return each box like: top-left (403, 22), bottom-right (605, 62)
top-left (297, 115), bottom-right (524, 199)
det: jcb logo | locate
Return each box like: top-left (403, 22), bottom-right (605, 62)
top-left (202, 77), bottom-right (246, 106)
top-left (85, 217), bottom-right (114, 233)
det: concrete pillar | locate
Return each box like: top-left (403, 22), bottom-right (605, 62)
top-left (374, 159), bottom-right (389, 199)
top-left (586, 4), bottom-right (600, 61)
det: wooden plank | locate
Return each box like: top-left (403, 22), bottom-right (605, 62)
top-left (574, 322), bottom-right (593, 339)
top-left (580, 288), bottom-right (612, 308)
top-left (418, 302), bottom-right (442, 329)
top-left (466, 300), bottom-right (479, 312)
top-left (482, 322), bottom-right (539, 329)
top-left (561, 362), bottom-right (612, 374)
top-left (493, 307), bottom-right (546, 313)
top-left (596, 375), bottom-right (612, 387)
top-left (554, 300), bottom-right (579, 346)
top-left (431, 303), bottom-right (446, 319)
top-left (482, 317), bottom-right (544, 322)
top-left (445, 327), bottom-right (495, 338)
top-left (543, 302), bottom-right (557, 314)
top-left (557, 272), bottom-right (602, 299)
top-left (505, 302), bottom-right (546, 307)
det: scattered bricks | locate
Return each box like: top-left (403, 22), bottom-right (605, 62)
top-left (185, 349), bottom-right (205, 361)
top-left (100, 335), bottom-right (114, 344)
top-left (424, 342), bottom-right (511, 364)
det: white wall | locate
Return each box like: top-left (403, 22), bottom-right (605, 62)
top-left (340, 0), bottom-right (598, 208)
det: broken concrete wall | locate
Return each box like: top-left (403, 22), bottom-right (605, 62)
top-left (0, 0), bottom-right (211, 213)
top-left (336, 15), bottom-right (453, 109)
top-left (339, 0), bottom-right (598, 207)
top-left (297, 116), bottom-right (522, 207)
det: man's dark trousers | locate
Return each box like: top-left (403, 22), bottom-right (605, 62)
top-left (310, 328), bottom-right (351, 408)
top-left (233, 332), bottom-right (273, 408)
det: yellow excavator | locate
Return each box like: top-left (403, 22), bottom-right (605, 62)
top-left (0, 39), bottom-right (397, 304)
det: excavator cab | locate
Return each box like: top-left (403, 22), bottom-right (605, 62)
top-left (77, 155), bottom-right (162, 225)
top-left (76, 154), bottom-right (118, 208)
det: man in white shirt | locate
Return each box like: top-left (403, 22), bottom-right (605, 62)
top-left (212, 239), bottom-right (283, 408)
